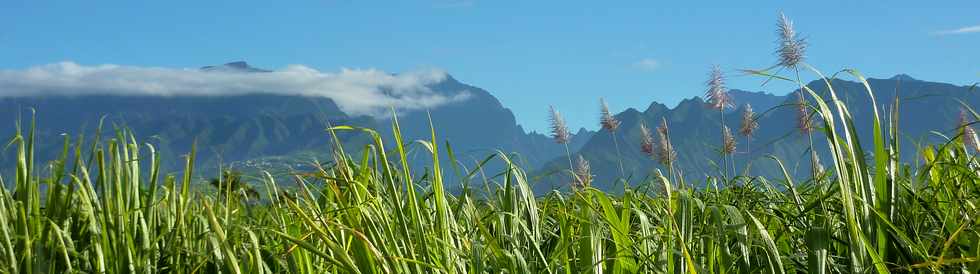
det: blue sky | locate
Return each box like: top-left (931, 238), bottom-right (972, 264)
top-left (1, 1), bottom-right (978, 132)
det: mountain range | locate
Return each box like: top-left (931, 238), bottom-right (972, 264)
top-left (545, 74), bottom-right (979, 190)
top-left (0, 62), bottom-right (592, 186)
top-left (0, 62), bottom-right (975, 191)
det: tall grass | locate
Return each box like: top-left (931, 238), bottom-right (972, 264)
top-left (0, 87), bottom-right (977, 272)
top-left (0, 15), bottom-right (978, 274)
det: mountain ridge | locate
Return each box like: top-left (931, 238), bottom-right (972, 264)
top-left (0, 63), bottom-right (974, 192)
top-left (532, 74), bottom-right (979, 191)
top-left (0, 62), bottom-right (589, 183)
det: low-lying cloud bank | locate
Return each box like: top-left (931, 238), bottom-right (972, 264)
top-left (0, 62), bottom-right (470, 117)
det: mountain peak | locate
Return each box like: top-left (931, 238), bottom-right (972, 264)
top-left (201, 61), bottom-right (271, 73)
top-left (645, 101), bottom-right (669, 114)
top-left (225, 61), bottom-right (250, 69)
top-left (889, 74), bottom-right (918, 81)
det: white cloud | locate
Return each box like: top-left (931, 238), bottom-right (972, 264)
top-left (632, 58), bottom-right (661, 71)
top-left (934, 25), bottom-right (980, 35)
top-left (0, 62), bottom-right (471, 117)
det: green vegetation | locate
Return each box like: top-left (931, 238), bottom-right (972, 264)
top-left (1, 79), bottom-right (978, 272)
top-left (1, 14), bottom-right (978, 274)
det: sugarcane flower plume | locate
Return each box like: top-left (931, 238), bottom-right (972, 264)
top-left (705, 65), bottom-right (734, 110)
top-left (599, 98), bottom-right (621, 132)
top-left (722, 126), bottom-right (737, 155)
top-left (813, 152), bottom-right (826, 175)
top-left (739, 103), bottom-right (759, 137)
top-left (796, 92), bottom-right (813, 133)
top-left (776, 12), bottom-right (806, 68)
top-left (965, 122), bottom-right (979, 153)
top-left (960, 109), bottom-right (979, 153)
top-left (655, 118), bottom-right (677, 164)
top-left (574, 155), bottom-right (592, 188)
top-left (639, 123), bottom-right (655, 156)
top-left (549, 105), bottom-right (571, 144)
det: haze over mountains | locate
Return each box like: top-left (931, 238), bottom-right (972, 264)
top-left (0, 62), bottom-right (592, 182)
top-left (0, 62), bottom-right (976, 190)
